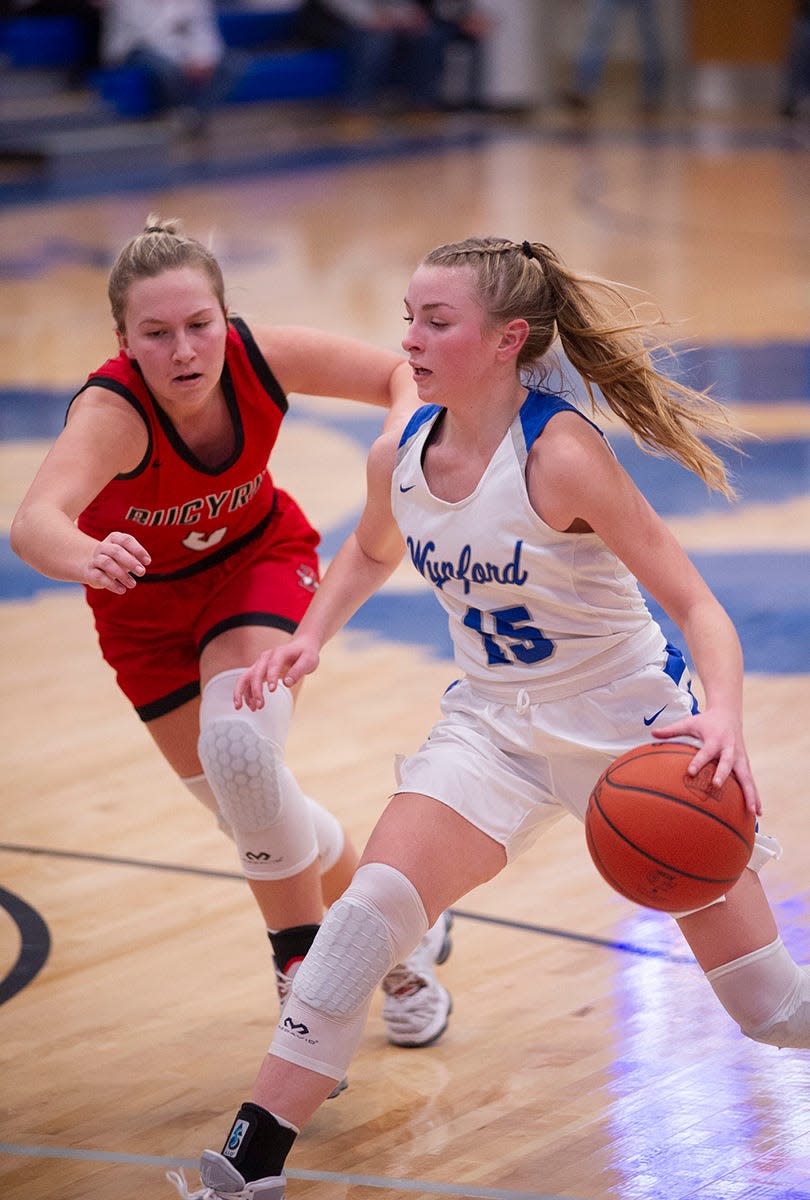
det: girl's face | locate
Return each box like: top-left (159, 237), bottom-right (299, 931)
top-left (402, 264), bottom-right (500, 405)
top-left (118, 266), bottom-right (228, 413)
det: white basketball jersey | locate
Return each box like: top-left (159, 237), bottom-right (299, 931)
top-left (391, 392), bottom-right (666, 702)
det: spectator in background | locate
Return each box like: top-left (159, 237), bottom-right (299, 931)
top-left (295, 0), bottom-right (447, 117)
top-left (421, 0), bottom-right (494, 112)
top-left (780, 0), bottom-right (810, 118)
top-left (563, 0), bottom-right (665, 115)
top-left (100, 0), bottom-right (239, 135)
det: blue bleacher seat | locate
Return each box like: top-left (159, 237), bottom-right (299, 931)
top-left (2, 15), bottom-right (88, 69)
top-left (228, 48), bottom-right (343, 104)
top-left (2, 6), bottom-right (343, 119)
top-left (91, 65), bottom-right (158, 119)
top-left (218, 9), bottom-right (300, 49)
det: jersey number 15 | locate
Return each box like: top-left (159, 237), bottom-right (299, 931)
top-left (463, 604), bottom-right (554, 666)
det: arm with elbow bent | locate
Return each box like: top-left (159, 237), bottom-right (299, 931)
top-left (531, 419), bottom-right (810, 1051)
top-left (10, 392), bottom-right (152, 594)
top-left (252, 325), bottom-right (418, 427)
top-left (530, 415), bottom-right (760, 814)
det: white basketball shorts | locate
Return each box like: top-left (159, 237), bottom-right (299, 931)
top-left (394, 650), bottom-right (779, 873)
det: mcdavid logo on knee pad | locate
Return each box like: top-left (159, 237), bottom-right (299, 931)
top-left (280, 1014), bottom-right (318, 1044)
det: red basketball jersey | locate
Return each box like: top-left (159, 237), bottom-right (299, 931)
top-left (75, 317), bottom-right (287, 580)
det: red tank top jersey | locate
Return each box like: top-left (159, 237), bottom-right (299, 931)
top-left (75, 317), bottom-right (290, 581)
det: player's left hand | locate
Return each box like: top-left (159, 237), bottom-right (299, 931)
top-left (652, 711), bottom-right (761, 815)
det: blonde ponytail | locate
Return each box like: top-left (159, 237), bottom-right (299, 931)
top-left (423, 237), bottom-right (741, 498)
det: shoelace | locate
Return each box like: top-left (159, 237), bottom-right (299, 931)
top-left (274, 964), bottom-right (292, 1004)
top-left (166, 1167), bottom-right (254, 1200)
top-left (166, 1168), bottom-right (211, 1199)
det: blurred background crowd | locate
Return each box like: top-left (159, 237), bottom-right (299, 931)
top-left (0, 1), bottom-right (807, 190)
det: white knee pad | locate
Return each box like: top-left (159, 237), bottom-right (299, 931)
top-left (198, 669), bottom-right (317, 880)
top-left (706, 936), bottom-right (810, 1049)
top-left (269, 862), bottom-right (429, 1079)
top-left (183, 773), bottom-right (234, 839)
top-left (308, 799), bottom-right (344, 875)
top-left (183, 771), bottom-right (343, 874)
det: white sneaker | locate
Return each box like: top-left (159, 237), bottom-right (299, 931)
top-left (382, 911), bottom-right (453, 1047)
top-left (167, 1149), bottom-right (284, 1199)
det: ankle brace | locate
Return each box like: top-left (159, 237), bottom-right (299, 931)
top-left (220, 1102), bottom-right (297, 1181)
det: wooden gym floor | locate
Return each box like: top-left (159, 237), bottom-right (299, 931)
top-left (0, 100), bottom-right (809, 1199)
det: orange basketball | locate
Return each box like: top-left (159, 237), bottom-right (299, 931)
top-left (585, 742), bottom-right (755, 913)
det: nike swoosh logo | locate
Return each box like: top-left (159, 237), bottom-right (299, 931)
top-left (643, 705), bottom-right (667, 726)
top-left (399, 484), bottom-right (416, 492)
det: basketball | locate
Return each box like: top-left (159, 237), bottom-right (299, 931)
top-left (585, 742), bottom-right (756, 913)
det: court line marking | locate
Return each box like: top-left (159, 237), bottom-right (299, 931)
top-left (0, 841), bottom-right (693, 964)
top-left (0, 885), bottom-right (51, 1004)
top-left (0, 1143), bottom-right (576, 1199)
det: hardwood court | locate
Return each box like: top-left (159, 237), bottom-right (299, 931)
top-left (1, 106), bottom-right (809, 1200)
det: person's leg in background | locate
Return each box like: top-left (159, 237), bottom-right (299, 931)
top-left (340, 24), bottom-right (400, 111)
top-left (566, 0), bottom-right (620, 109)
top-left (633, 0), bottom-right (665, 112)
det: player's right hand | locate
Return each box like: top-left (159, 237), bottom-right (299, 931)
top-left (234, 639), bottom-right (321, 711)
top-left (85, 532), bottom-right (150, 593)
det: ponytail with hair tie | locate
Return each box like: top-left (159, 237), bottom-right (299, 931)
top-left (421, 233), bottom-right (739, 496)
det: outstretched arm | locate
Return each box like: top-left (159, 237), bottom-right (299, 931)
top-left (252, 325), bottom-right (418, 428)
top-left (235, 430), bottom-right (406, 709)
top-left (10, 390), bottom-right (152, 593)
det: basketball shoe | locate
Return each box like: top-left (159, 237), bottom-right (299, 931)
top-left (381, 911), bottom-right (453, 1047)
top-left (167, 1149), bottom-right (284, 1199)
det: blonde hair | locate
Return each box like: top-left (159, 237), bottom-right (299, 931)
top-left (108, 214), bottom-right (226, 332)
top-left (423, 236), bottom-right (741, 498)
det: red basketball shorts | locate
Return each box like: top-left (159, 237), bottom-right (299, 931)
top-left (85, 489), bottom-right (320, 720)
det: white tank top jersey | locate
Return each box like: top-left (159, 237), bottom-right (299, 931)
top-left (391, 391), bottom-right (667, 703)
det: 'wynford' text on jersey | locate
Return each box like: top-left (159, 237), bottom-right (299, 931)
top-left (407, 535), bottom-right (528, 594)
